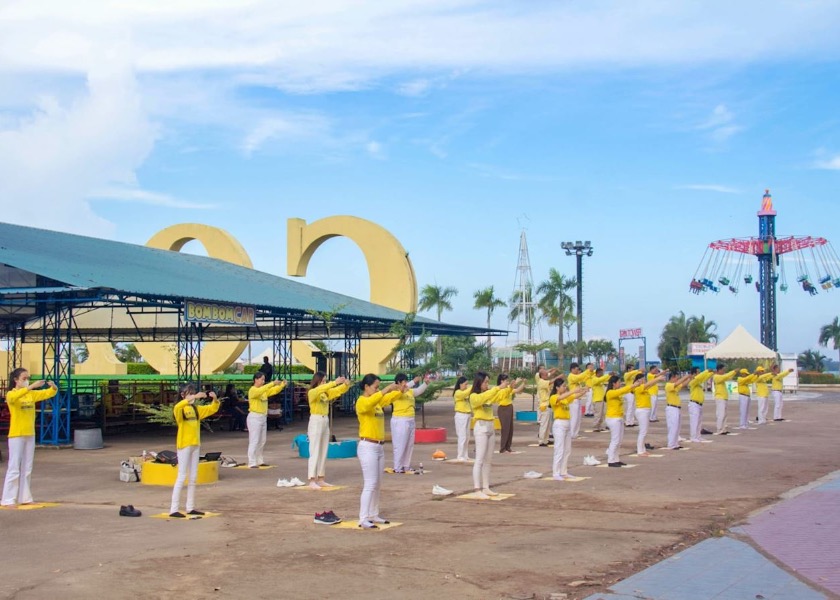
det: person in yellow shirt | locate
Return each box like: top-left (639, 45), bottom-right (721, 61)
top-left (535, 365), bottom-right (558, 446)
top-left (169, 384), bottom-right (220, 518)
top-left (355, 374), bottom-right (400, 529)
top-left (736, 369), bottom-right (758, 429)
top-left (1, 368), bottom-right (57, 506)
top-left (470, 371), bottom-right (510, 498)
top-left (247, 372), bottom-right (287, 468)
top-left (390, 373), bottom-right (429, 473)
top-left (549, 377), bottom-right (588, 480)
top-left (306, 372), bottom-right (349, 489)
top-left (568, 362), bottom-right (594, 439)
top-left (712, 365), bottom-right (738, 435)
top-left (770, 364), bottom-right (793, 421)
top-left (623, 367), bottom-right (642, 427)
top-left (664, 372), bottom-right (692, 450)
top-left (632, 372), bottom-right (666, 456)
top-left (590, 368), bottom-right (611, 432)
top-left (604, 375), bottom-right (645, 466)
top-left (647, 366), bottom-right (664, 422)
top-left (452, 376), bottom-right (473, 462)
top-left (688, 367), bottom-right (714, 442)
top-left (753, 367), bottom-right (774, 425)
top-left (497, 374), bottom-right (526, 453)
top-left (583, 363), bottom-right (597, 417)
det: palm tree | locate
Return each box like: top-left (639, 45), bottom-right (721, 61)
top-left (473, 286), bottom-right (506, 353)
top-left (418, 284), bottom-right (458, 353)
top-left (535, 269), bottom-right (577, 362)
top-left (798, 349), bottom-right (826, 372)
top-left (508, 284), bottom-right (540, 343)
top-left (818, 316), bottom-right (840, 366)
top-left (657, 311), bottom-right (718, 367)
top-left (588, 339), bottom-right (617, 366)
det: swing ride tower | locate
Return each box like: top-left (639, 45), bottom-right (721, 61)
top-left (690, 190), bottom-right (839, 351)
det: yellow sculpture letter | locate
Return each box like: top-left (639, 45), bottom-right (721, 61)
top-left (287, 216), bottom-right (417, 374)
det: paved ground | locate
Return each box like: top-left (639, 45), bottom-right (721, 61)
top-left (1, 389), bottom-right (839, 600)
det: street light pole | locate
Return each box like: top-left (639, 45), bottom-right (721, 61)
top-left (561, 241), bottom-right (594, 364)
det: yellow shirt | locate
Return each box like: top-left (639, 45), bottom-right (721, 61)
top-left (535, 375), bottom-right (551, 411)
top-left (248, 381), bottom-right (286, 414)
top-left (623, 370), bottom-right (641, 385)
top-left (736, 374), bottom-right (757, 396)
top-left (606, 385), bottom-right (633, 419)
top-left (665, 382), bottom-right (684, 407)
top-left (453, 388), bottom-right (472, 414)
top-left (173, 398), bottom-right (220, 449)
top-left (689, 371), bottom-right (714, 403)
top-left (755, 373), bottom-right (773, 398)
top-left (771, 370), bottom-right (792, 391)
top-left (647, 373), bottom-right (662, 396)
top-left (634, 385), bottom-right (652, 409)
top-left (356, 390), bottom-right (401, 440)
top-left (4, 386), bottom-right (57, 438)
top-left (497, 387), bottom-right (515, 407)
top-left (307, 382), bottom-right (348, 416)
top-left (549, 393), bottom-right (571, 420)
top-left (470, 388), bottom-right (502, 421)
top-left (568, 370), bottom-right (592, 391)
top-left (713, 371), bottom-right (737, 400)
top-left (590, 374), bottom-right (611, 403)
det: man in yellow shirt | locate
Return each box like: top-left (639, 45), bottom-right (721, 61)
top-left (647, 366), bottom-right (664, 422)
top-left (770, 364), bottom-right (793, 421)
top-left (568, 362), bottom-right (593, 439)
top-left (535, 365), bottom-right (558, 446)
top-left (688, 367), bottom-right (714, 442)
top-left (590, 368), bottom-right (612, 431)
top-left (712, 365), bottom-right (738, 435)
top-left (247, 372), bottom-right (286, 468)
top-left (623, 368), bottom-right (641, 427)
top-left (664, 372), bottom-right (692, 449)
top-left (753, 367), bottom-right (774, 425)
top-left (583, 363), bottom-right (597, 417)
top-left (632, 372), bottom-right (665, 456)
top-left (736, 369), bottom-right (758, 429)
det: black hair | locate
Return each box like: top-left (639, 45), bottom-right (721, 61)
top-left (570, 362), bottom-right (580, 371)
top-left (715, 363), bottom-right (725, 371)
top-left (608, 375), bottom-right (622, 388)
top-left (263, 356), bottom-right (270, 363)
top-left (179, 383), bottom-right (195, 398)
top-left (10, 367), bottom-right (28, 384)
top-left (633, 373), bottom-right (644, 382)
top-left (310, 371), bottom-right (326, 389)
top-left (690, 367), bottom-right (700, 375)
top-left (585, 363), bottom-right (594, 369)
top-left (359, 373), bottom-right (381, 390)
top-left (455, 376), bottom-right (467, 391)
top-left (497, 373), bottom-right (509, 386)
top-left (595, 367), bottom-right (604, 376)
top-left (550, 376), bottom-right (567, 395)
top-left (394, 373), bottom-right (409, 385)
top-left (668, 372), bottom-right (679, 380)
top-left (470, 372), bottom-right (489, 395)
top-left (253, 371), bottom-right (266, 382)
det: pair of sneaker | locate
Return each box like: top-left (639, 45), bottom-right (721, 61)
top-left (583, 455), bottom-right (601, 466)
top-left (170, 509), bottom-right (204, 518)
top-left (431, 484), bottom-right (453, 496)
top-left (314, 511), bottom-right (342, 525)
top-left (473, 488), bottom-right (499, 499)
top-left (276, 477), bottom-right (306, 487)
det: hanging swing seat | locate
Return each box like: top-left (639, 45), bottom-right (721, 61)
top-left (744, 275), bottom-right (753, 283)
top-left (718, 276), bottom-right (730, 286)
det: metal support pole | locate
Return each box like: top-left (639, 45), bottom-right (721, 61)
top-left (576, 252), bottom-right (583, 363)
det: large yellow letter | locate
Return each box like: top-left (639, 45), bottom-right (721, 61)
top-left (287, 216), bottom-right (417, 374)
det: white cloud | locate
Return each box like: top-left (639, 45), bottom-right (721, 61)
top-left (697, 104), bottom-right (743, 142)
top-left (677, 184), bottom-right (740, 194)
top-left (88, 187), bottom-right (216, 209)
top-left (398, 79), bottom-right (432, 97)
top-left (366, 140), bottom-right (385, 159)
top-left (813, 154), bottom-right (840, 170)
top-left (241, 113), bottom-right (331, 156)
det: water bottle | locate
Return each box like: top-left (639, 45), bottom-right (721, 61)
top-left (418, 462), bottom-right (424, 474)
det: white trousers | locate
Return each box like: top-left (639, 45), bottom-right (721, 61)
top-left (739, 394), bottom-right (751, 428)
top-left (715, 399), bottom-right (729, 434)
top-left (649, 394), bottom-right (659, 421)
top-left (772, 390), bottom-right (784, 420)
top-left (665, 405), bottom-right (681, 449)
top-left (570, 399), bottom-right (582, 438)
top-left (454, 412), bottom-right (472, 460)
top-left (551, 419), bottom-right (572, 476)
top-left (2, 436), bottom-right (35, 505)
top-left (635, 408), bottom-right (651, 454)
top-left (170, 445), bottom-right (200, 514)
top-left (247, 412), bottom-right (267, 467)
top-left (756, 396), bottom-right (769, 424)
top-left (537, 407), bottom-right (551, 444)
top-left (688, 401), bottom-right (703, 442)
top-left (472, 420), bottom-right (495, 490)
top-left (584, 389), bottom-right (594, 415)
top-left (624, 393), bottom-right (636, 425)
top-left (307, 414), bottom-right (330, 479)
top-left (390, 416), bottom-right (415, 471)
top-left (358, 440), bottom-right (384, 523)
top-left (605, 417), bottom-right (624, 464)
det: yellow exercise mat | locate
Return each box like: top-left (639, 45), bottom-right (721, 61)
top-left (291, 485), bottom-right (346, 492)
top-left (494, 450), bottom-right (525, 454)
top-left (234, 465), bottom-right (276, 470)
top-left (331, 521), bottom-right (403, 531)
top-left (150, 511), bottom-right (221, 520)
top-left (713, 432), bottom-right (740, 436)
top-left (583, 430), bottom-right (607, 433)
top-left (540, 476), bottom-right (591, 482)
top-left (628, 453), bottom-right (664, 458)
top-left (0, 502), bottom-right (60, 510)
top-left (657, 447), bottom-right (691, 451)
top-left (442, 459), bottom-right (474, 464)
top-left (384, 468), bottom-right (428, 475)
top-left (595, 463), bottom-right (638, 469)
top-left (527, 443), bottom-right (553, 448)
top-left (456, 492), bottom-right (515, 501)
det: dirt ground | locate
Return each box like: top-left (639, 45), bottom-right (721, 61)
top-left (1, 389), bottom-right (838, 600)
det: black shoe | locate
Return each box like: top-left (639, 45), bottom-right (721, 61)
top-left (119, 505), bottom-right (142, 517)
top-left (618, 462), bottom-right (628, 466)
top-left (169, 512), bottom-right (186, 518)
top-left (608, 462), bottom-right (622, 467)
top-left (774, 418), bottom-right (784, 422)
top-left (645, 443), bottom-right (655, 450)
top-left (258, 463), bottom-right (270, 467)
top-left (187, 510), bottom-right (205, 516)
top-left (700, 428), bottom-right (713, 435)
top-left (674, 446), bottom-right (684, 450)
top-left (719, 431), bottom-right (730, 435)
top-left (538, 443), bottom-right (549, 447)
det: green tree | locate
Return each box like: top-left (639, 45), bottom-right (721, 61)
top-left (419, 284), bottom-right (458, 354)
top-left (508, 284), bottom-right (540, 342)
top-left (515, 341), bottom-right (553, 371)
top-left (798, 349), bottom-right (826, 372)
top-left (818, 316), bottom-right (840, 366)
top-left (587, 339), bottom-right (616, 365)
top-left (657, 311), bottom-right (718, 368)
top-left (113, 343), bottom-right (142, 363)
top-left (535, 269), bottom-right (577, 362)
top-left (473, 286), bottom-right (506, 352)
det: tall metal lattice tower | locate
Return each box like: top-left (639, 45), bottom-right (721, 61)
top-left (513, 230), bottom-right (539, 347)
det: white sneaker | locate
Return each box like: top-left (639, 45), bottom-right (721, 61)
top-left (276, 478), bottom-right (294, 487)
top-left (289, 477), bottom-right (305, 487)
top-left (583, 455), bottom-right (601, 466)
top-left (473, 491), bottom-right (490, 500)
top-left (523, 471), bottom-right (543, 479)
top-left (482, 488), bottom-right (499, 497)
top-left (307, 481), bottom-right (322, 490)
top-left (432, 484), bottom-right (453, 496)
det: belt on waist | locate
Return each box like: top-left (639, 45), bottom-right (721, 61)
top-left (690, 400), bottom-right (703, 405)
top-left (359, 437), bottom-right (385, 445)
top-left (666, 404), bottom-right (681, 409)
top-left (475, 418), bottom-right (495, 422)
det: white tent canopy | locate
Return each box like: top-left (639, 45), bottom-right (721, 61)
top-left (705, 325), bottom-right (777, 360)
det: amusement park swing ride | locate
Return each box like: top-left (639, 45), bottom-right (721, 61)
top-left (689, 190), bottom-right (840, 351)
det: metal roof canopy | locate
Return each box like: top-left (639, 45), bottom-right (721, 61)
top-left (0, 221), bottom-right (504, 342)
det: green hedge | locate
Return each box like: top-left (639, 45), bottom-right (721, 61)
top-left (243, 364), bottom-right (314, 375)
top-left (126, 362), bottom-right (159, 375)
top-left (799, 372), bottom-right (839, 384)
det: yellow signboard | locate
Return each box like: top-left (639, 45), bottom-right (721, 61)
top-left (185, 300), bottom-right (255, 326)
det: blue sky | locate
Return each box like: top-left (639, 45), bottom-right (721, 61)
top-left (1, 1), bottom-right (840, 361)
